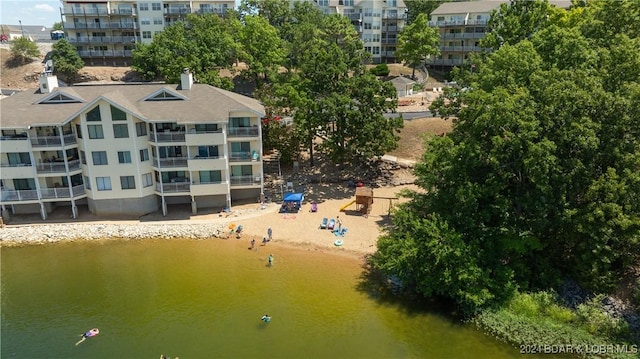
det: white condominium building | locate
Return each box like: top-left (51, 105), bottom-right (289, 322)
top-left (60, 0), bottom-right (235, 65)
top-left (0, 70), bottom-right (265, 220)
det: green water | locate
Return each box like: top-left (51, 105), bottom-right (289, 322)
top-left (2, 239), bottom-right (532, 358)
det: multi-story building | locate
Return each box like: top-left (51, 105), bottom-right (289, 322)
top-left (60, 0), bottom-right (235, 66)
top-left (0, 70), bottom-right (265, 220)
top-left (300, 0), bottom-right (408, 64)
top-left (427, 0), bottom-right (571, 69)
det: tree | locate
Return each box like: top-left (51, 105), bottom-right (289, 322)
top-left (10, 37), bottom-right (39, 65)
top-left (52, 22), bottom-right (64, 31)
top-left (236, 15), bottom-right (286, 85)
top-left (50, 39), bottom-right (84, 81)
top-left (405, 0), bottom-right (447, 23)
top-left (372, 4), bottom-right (640, 315)
top-left (131, 14), bottom-right (236, 89)
top-left (481, 0), bottom-right (563, 50)
top-left (395, 13), bottom-right (440, 79)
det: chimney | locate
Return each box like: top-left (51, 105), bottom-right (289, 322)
top-left (180, 68), bottom-right (193, 90)
top-left (39, 72), bottom-right (59, 93)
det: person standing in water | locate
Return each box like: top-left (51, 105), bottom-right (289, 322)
top-left (268, 254), bottom-right (274, 266)
top-left (261, 314), bottom-right (271, 322)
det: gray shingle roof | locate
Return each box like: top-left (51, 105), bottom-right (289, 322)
top-left (431, 0), bottom-right (570, 16)
top-left (0, 81), bottom-right (265, 129)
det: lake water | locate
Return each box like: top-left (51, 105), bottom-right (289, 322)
top-left (1, 239), bottom-right (535, 358)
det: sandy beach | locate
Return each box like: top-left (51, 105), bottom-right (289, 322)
top-left (0, 183), bottom-right (418, 260)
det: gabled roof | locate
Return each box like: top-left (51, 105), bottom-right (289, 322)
top-left (0, 82), bottom-right (265, 129)
top-left (389, 76), bottom-right (416, 85)
top-left (431, 0), bottom-right (509, 15)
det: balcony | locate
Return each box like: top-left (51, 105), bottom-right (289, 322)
top-left (155, 182), bottom-right (190, 193)
top-left (61, 7), bottom-right (109, 16)
top-left (0, 133), bottom-right (28, 141)
top-left (77, 50), bottom-right (133, 58)
top-left (1, 189), bottom-right (38, 202)
top-left (188, 156), bottom-right (226, 171)
top-left (346, 13), bottom-right (362, 21)
top-left (441, 32), bottom-right (486, 39)
top-left (382, 12), bottom-right (407, 20)
top-left (440, 45), bottom-right (483, 52)
top-left (196, 8), bottom-right (227, 15)
top-left (190, 181), bottom-right (228, 196)
top-left (164, 7), bottom-right (191, 15)
top-left (185, 129), bottom-right (224, 146)
top-left (30, 134), bottom-right (77, 147)
top-left (381, 38), bottom-right (398, 44)
top-left (40, 185), bottom-right (86, 200)
top-left (230, 175), bottom-right (261, 187)
top-left (426, 58), bottom-right (465, 66)
top-left (110, 8), bottom-right (137, 16)
top-left (383, 26), bottom-right (399, 33)
top-left (69, 36), bottom-right (137, 44)
top-left (152, 157), bottom-right (188, 168)
top-left (228, 127), bottom-right (258, 137)
top-left (36, 159), bottom-right (81, 174)
top-left (149, 131), bottom-right (186, 143)
top-left (229, 151), bottom-right (259, 162)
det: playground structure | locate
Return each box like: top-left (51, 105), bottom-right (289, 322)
top-left (339, 187), bottom-right (398, 217)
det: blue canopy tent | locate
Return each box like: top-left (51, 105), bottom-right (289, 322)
top-left (281, 193), bottom-right (304, 213)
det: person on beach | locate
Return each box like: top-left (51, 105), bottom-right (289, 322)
top-left (337, 216), bottom-right (343, 231)
top-left (75, 328), bottom-right (99, 346)
top-left (267, 226), bottom-right (272, 241)
top-left (268, 254), bottom-right (274, 266)
top-left (262, 236), bottom-right (268, 246)
top-left (250, 239), bottom-right (255, 250)
top-left (261, 314), bottom-right (271, 322)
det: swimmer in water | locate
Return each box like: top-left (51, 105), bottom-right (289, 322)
top-left (75, 328), bottom-right (99, 346)
top-left (261, 314), bottom-right (271, 322)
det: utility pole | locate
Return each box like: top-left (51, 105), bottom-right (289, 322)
top-left (19, 20), bottom-right (24, 38)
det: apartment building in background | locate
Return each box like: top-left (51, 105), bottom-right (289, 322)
top-left (299, 0), bottom-right (408, 64)
top-left (60, 0), bottom-right (234, 65)
top-left (427, 0), bottom-right (572, 68)
top-left (0, 70), bottom-right (265, 220)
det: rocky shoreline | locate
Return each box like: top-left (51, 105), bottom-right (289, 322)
top-left (0, 223), bottom-right (234, 247)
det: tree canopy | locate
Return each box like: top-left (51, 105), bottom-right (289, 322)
top-left (10, 37), bottom-right (39, 65)
top-left (395, 13), bottom-right (440, 79)
top-left (372, 0), bottom-right (640, 315)
top-left (51, 39), bottom-right (84, 81)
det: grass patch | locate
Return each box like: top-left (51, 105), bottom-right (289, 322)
top-left (474, 291), bottom-right (638, 359)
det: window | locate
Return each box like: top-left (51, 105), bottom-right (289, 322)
top-left (84, 176), bottom-right (91, 189)
top-left (92, 32), bottom-right (106, 37)
top-left (231, 165), bottom-right (253, 177)
top-left (76, 124), bottom-right (82, 138)
top-left (118, 151), bottom-right (132, 163)
top-left (113, 124), bottom-right (129, 138)
top-left (153, 17), bottom-right (163, 25)
top-left (88, 125), bottom-right (104, 139)
top-left (229, 117), bottom-right (250, 127)
top-left (135, 122), bottom-right (147, 136)
top-left (437, 16), bottom-right (445, 21)
top-left (344, 0), bottom-right (354, 5)
top-left (92, 151), bottom-right (108, 165)
top-left (110, 105), bottom-right (126, 121)
top-left (318, 0), bottom-right (328, 6)
top-left (140, 148), bottom-right (149, 161)
top-left (195, 124), bottom-right (218, 132)
top-left (96, 177), bottom-right (112, 191)
top-left (120, 176), bottom-right (135, 189)
top-left (142, 172), bottom-right (153, 187)
top-left (139, 3), bottom-right (148, 11)
top-left (142, 31), bottom-right (152, 39)
top-left (152, 2), bottom-right (161, 11)
top-left (13, 178), bottom-right (36, 190)
top-left (141, 18), bottom-right (151, 25)
top-left (7, 152), bottom-right (31, 165)
top-left (364, 23), bottom-right (372, 30)
top-left (80, 150), bottom-right (86, 165)
top-left (86, 106), bottom-right (101, 121)
top-left (199, 170), bottom-right (221, 183)
top-left (197, 146), bottom-right (218, 158)
top-left (373, 46), bottom-right (380, 55)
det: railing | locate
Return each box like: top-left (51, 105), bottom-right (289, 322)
top-left (155, 182), bottom-right (190, 193)
top-left (383, 26), bottom-right (399, 33)
top-left (440, 45), bottom-right (483, 52)
top-left (382, 12), bottom-right (407, 20)
top-left (61, 7), bottom-right (109, 15)
top-left (152, 157), bottom-right (188, 168)
top-left (381, 38), bottom-right (398, 44)
top-left (228, 127), bottom-right (258, 137)
top-left (196, 8), bottom-right (226, 15)
top-left (1, 189), bottom-right (38, 202)
top-left (109, 8), bottom-right (136, 16)
top-left (346, 13), bottom-right (362, 21)
top-left (190, 155), bottom-right (221, 160)
top-left (40, 185), bottom-right (86, 199)
top-left (441, 32), bottom-right (486, 39)
top-left (0, 134), bottom-right (28, 141)
top-left (430, 19), bottom-right (488, 27)
top-left (77, 50), bottom-right (134, 58)
top-left (68, 36), bottom-right (137, 44)
top-left (149, 132), bottom-right (186, 142)
top-left (229, 152), bottom-right (252, 162)
top-left (426, 58), bottom-right (465, 66)
top-left (230, 175), bottom-right (260, 186)
top-left (0, 162), bottom-right (31, 168)
top-left (65, 22), bottom-right (136, 29)
top-left (36, 159), bottom-right (81, 173)
top-left (165, 7), bottom-right (191, 15)
top-left (30, 134), bottom-right (77, 147)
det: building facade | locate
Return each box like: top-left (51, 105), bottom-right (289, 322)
top-left (299, 0), bottom-right (408, 64)
top-left (427, 0), bottom-right (571, 69)
top-left (60, 0), bottom-right (234, 66)
top-left (0, 70), bottom-right (264, 220)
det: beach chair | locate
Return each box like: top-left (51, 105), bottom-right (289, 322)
top-left (327, 218), bottom-right (336, 230)
top-left (320, 217), bottom-right (328, 229)
top-left (310, 202), bottom-right (318, 213)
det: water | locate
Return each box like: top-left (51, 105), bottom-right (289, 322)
top-left (2, 239), bottom-right (530, 358)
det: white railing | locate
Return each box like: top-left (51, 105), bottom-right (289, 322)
top-left (31, 134), bottom-right (77, 147)
top-left (230, 175), bottom-right (260, 186)
top-left (1, 185), bottom-right (86, 202)
top-left (155, 182), bottom-right (190, 193)
top-left (36, 159), bottom-right (81, 173)
top-left (150, 131), bottom-right (186, 142)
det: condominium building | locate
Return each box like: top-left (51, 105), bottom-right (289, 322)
top-left (60, 0), bottom-right (235, 66)
top-left (0, 70), bottom-right (265, 220)
top-left (301, 0), bottom-right (408, 64)
top-left (427, 0), bottom-right (571, 68)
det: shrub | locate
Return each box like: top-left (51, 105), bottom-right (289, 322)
top-left (10, 37), bottom-right (39, 65)
top-left (369, 63), bottom-right (389, 76)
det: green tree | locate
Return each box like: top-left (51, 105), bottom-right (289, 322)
top-left (52, 22), bottom-right (64, 31)
top-left (373, 8), bottom-right (640, 315)
top-left (395, 13), bottom-right (440, 79)
top-left (10, 37), bottom-right (40, 64)
top-left (405, 0), bottom-right (446, 23)
top-left (237, 15), bottom-right (286, 85)
top-left (50, 39), bottom-right (84, 81)
top-left (131, 14), bottom-right (236, 89)
top-left (481, 0), bottom-right (563, 50)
